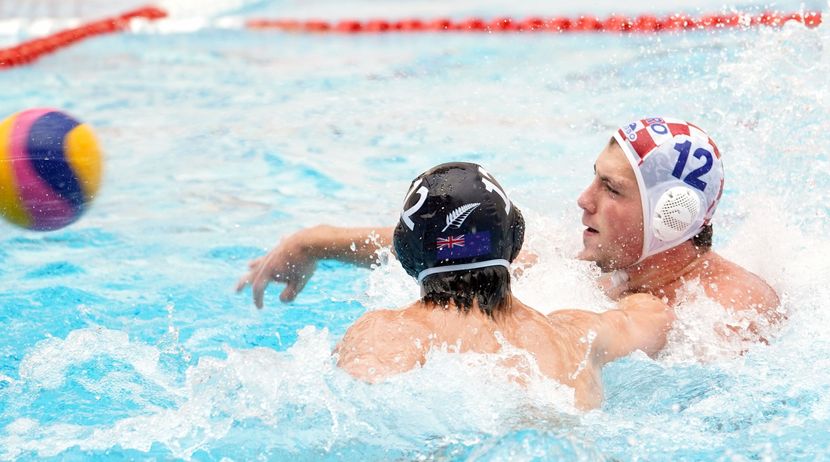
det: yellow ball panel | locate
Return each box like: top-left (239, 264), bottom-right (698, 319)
top-left (65, 123), bottom-right (103, 201)
top-left (0, 114), bottom-right (32, 228)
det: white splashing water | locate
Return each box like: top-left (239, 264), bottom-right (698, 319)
top-left (1, 325), bottom-right (583, 460)
top-left (18, 328), bottom-right (172, 391)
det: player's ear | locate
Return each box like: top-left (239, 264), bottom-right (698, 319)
top-left (509, 207), bottom-right (525, 262)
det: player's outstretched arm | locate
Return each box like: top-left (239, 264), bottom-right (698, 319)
top-left (236, 225), bottom-right (394, 307)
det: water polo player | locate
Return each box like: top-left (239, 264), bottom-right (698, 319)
top-left (332, 162), bottom-right (673, 409)
top-left (577, 117), bottom-right (780, 335)
top-left (236, 117), bottom-right (780, 341)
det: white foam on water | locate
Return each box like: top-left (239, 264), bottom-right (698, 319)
top-left (659, 283), bottom-right (762, 364)
top-left (362, 242), bottom-right (419, 310)
top-left (18, 327), bottom-right (178, 394)
top-left (512, 209), bottom-right (613, 315)
top-left (1, 325), bottom-right (581, 460)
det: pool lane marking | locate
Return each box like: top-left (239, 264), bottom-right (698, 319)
top-left (0, 6), bottom-right (167, 69)
top-left (0, 9), bottom-right (822, 69)
top-left (246, 11), bottom-right (822, 33)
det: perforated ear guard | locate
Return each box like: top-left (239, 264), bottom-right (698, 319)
top-left (652, 186), bottom-right (702, 242)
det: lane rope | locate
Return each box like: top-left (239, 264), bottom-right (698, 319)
top-left (0, 8), bottom-right (822, 68)
top-left (246, 11), bottom-right (822, 33)
top-left (0, 6), bottom-right (167, 69)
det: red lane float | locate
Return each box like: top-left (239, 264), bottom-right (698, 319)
top-left (246, 11), bottom-right (822, 34)
top-left (0, 6), bottom-right (167, 69)
top-left (0, 8), bottom-right (822, 68)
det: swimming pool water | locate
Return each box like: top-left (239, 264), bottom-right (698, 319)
top-left (1, 0), bottom-right (830, 460)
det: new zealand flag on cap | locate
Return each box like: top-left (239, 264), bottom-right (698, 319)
top-left (436, 231), bottom-right (492, 261)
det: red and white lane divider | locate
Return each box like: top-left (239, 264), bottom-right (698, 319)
top-left (0, 8), bottom-right (823, 69)
top-left (0, 6), bottom-right (166, 68)
top-left (247, 11), bottom-right (822, 33)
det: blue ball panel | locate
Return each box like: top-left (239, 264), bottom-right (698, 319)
top-left (27, 111), bottom-right (85, 212)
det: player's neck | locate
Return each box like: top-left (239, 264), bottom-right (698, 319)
top-left (625, 242), bottom-right (710, 296)
top-left (418, 294), bottom-right (518, 323)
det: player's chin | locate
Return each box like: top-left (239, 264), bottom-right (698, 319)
top-left (576, 246), bottom-right (595, 262)
top-left (578, 247), bottom-right (614, 272)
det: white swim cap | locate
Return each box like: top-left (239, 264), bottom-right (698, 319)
top-left (612, 117), bottom-right (725, 264)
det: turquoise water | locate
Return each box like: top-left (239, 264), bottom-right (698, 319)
top-left (1, 1), bottom-right (830, 460)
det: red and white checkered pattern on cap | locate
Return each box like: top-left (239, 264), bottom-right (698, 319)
top-left (618, 117), bottom-right (721, 164)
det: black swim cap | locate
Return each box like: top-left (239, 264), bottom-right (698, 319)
top-left (394, 162), bottom-right (525, 284)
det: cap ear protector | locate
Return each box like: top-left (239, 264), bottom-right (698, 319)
top-left (509, 206), bottom-right (525, 262)
top-left (652, 186), bottom-right (702, 242)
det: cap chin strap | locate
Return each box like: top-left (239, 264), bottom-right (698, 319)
top-left (612, 131), bottom-right (704, 268)
top-left (417, 259), bottom-right (511, 284)
top-left (613, 131), bottom-right (653, 267)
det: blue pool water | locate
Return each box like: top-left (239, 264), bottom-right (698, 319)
top-left (1, 0), bottom-right (830, 460)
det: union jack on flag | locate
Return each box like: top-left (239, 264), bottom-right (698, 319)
top-left (437, 235), bottom-right (465, 250)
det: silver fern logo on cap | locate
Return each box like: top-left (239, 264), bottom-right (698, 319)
top-left (441, 203), bottom-right (480, 232)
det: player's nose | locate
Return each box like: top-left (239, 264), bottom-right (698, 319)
top-left (577, 180), bottom-right (597, 213)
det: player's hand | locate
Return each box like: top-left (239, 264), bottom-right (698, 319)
top-left (236, 231), bottom-right (319, 308)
